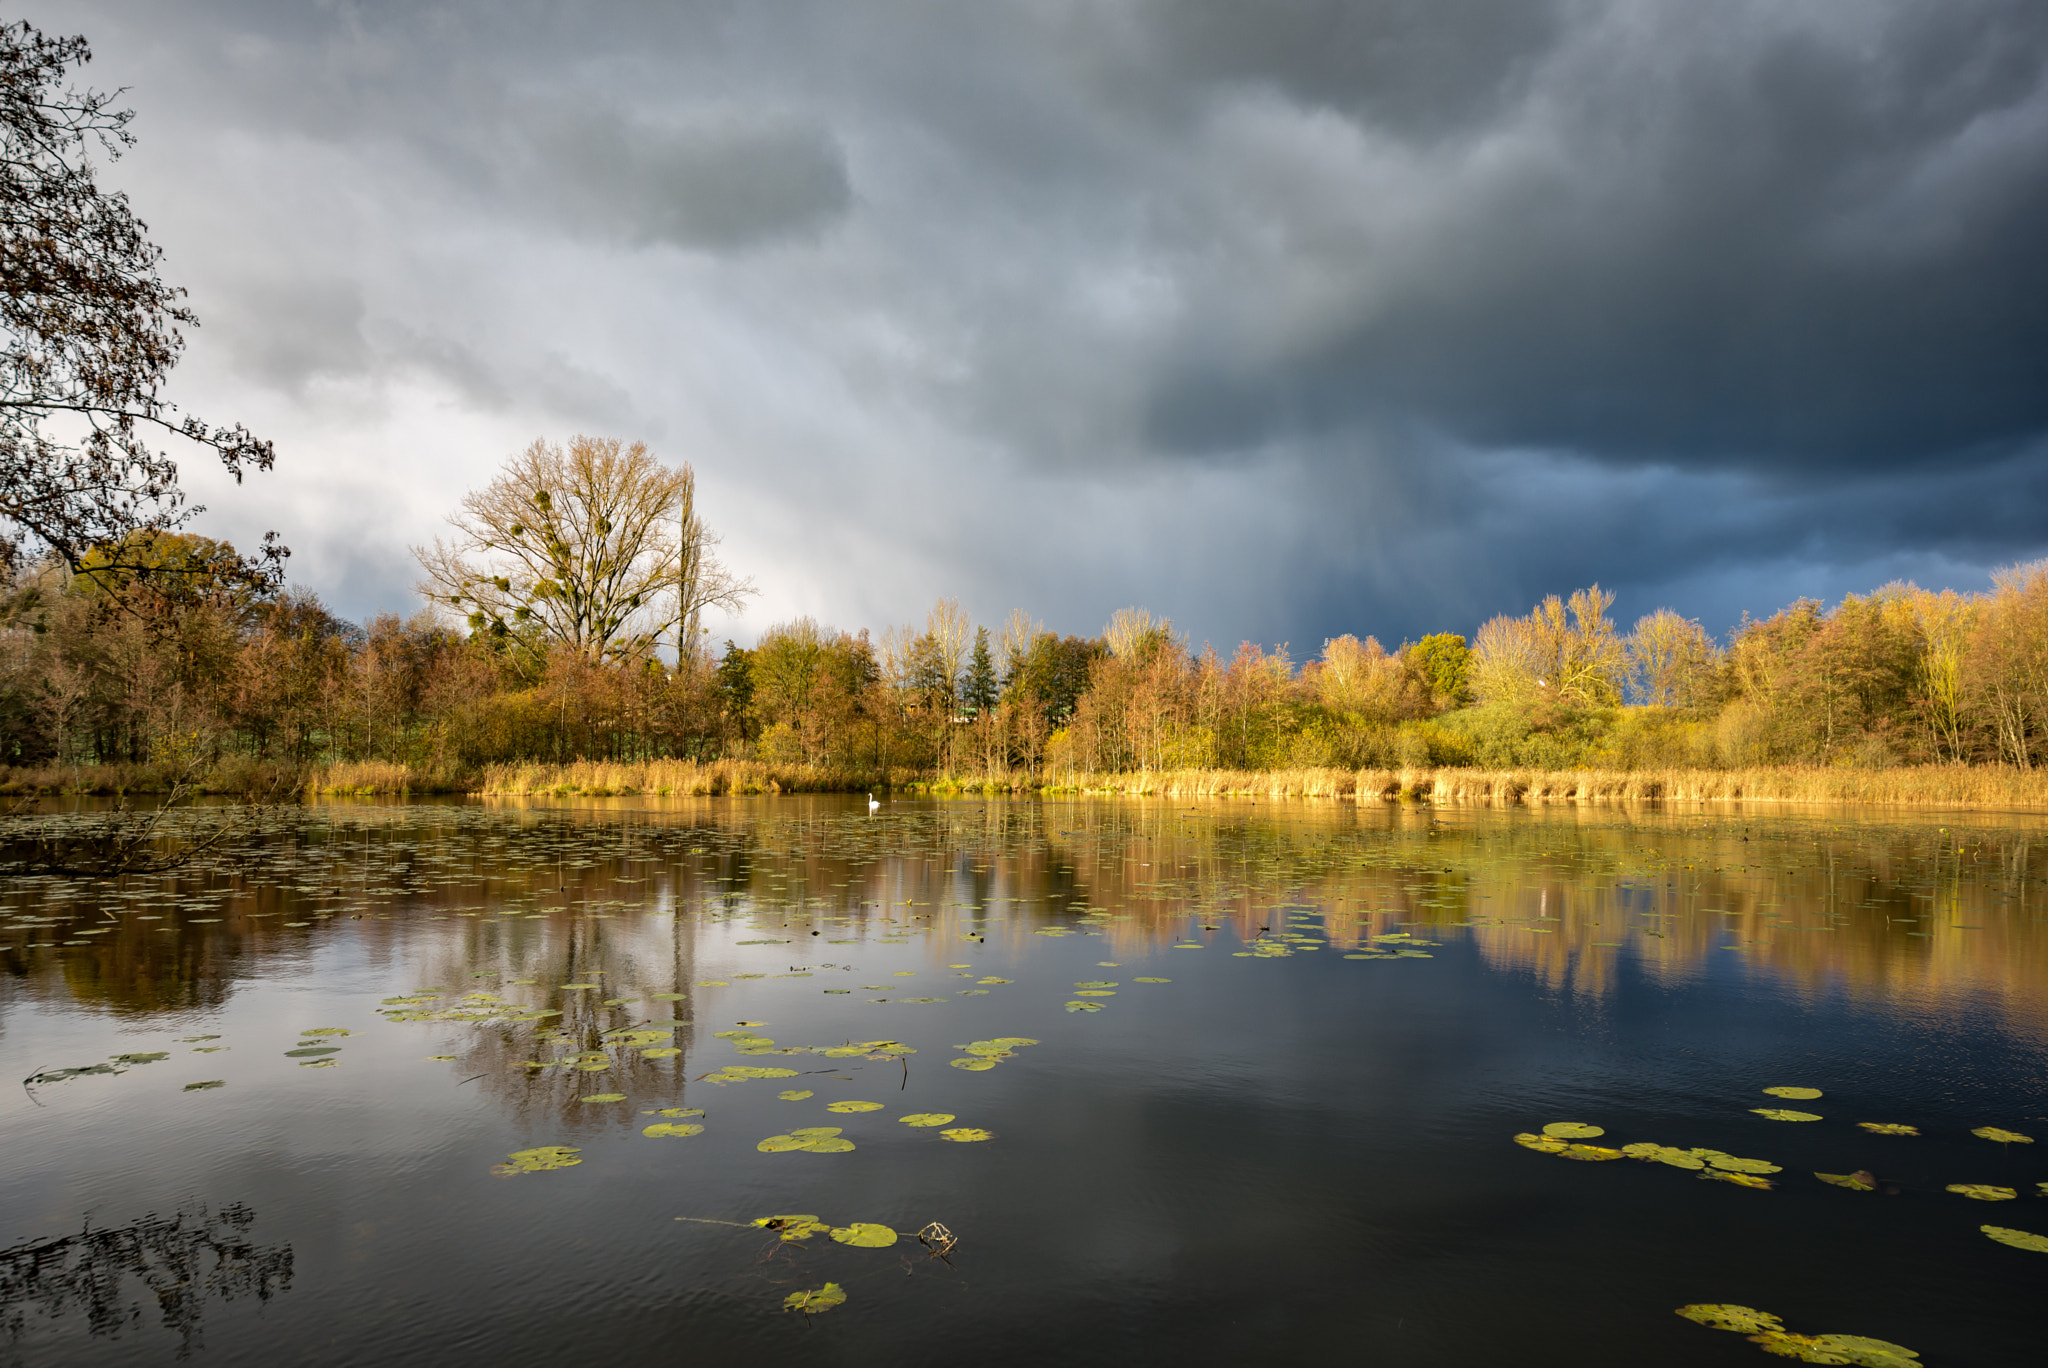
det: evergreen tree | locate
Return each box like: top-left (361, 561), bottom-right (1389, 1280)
top-left (963, 626), bottom-right (998, 717)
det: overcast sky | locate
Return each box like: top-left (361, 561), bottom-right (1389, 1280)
top-left (47, 0), bottom-right (2048, 654)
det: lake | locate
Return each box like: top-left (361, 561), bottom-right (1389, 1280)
top-left (3, 796), bottom-right (2045, 1365)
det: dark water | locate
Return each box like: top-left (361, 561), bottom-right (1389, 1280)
top-left (3, 796), bottom-right (2046, 1366)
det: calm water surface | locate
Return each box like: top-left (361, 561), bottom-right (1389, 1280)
top-left (3, 797), bottom-right (2047, 1365)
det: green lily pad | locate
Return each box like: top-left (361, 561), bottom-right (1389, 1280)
top-left (493, 1145), bottom-right (581, 1175)
top-left (1858, 1122), bottom-right (1919, 1136)
top-left (825, 1100), bottom-right (884, 1113)
top-left (182, 1080), bottom-right (226, 1091)
top-left (1676, 1305), bottom-right (1784, 1334)
top-left (1621, 1143), bottom-right (1706, 1170)
top-left (110, 1052), bottom-right (170, 1065)
top-left (784, 1283), bottom-right (846, 1314)
top-left (284, 1047), bottom-right (339, 1058)
top-left (1063, 1001), bottom-right (1102, 1013)
top-left (301, 1027), bottom-right (351, 1037)
top-left (789, 1127), bottom-right (844, 1139)
top-left (1706, 1154), bottom-right (1781, 1174)
top-left (1541, 1122), bottom-right (1604, 1139)
top-left (656, 1107), bottom-right (705, 1117)
top-left (829, 1222), bottom-right (898, 1247)
top-left (940, 1127), bottom-right (994, 1142)
top-left (1751, 1331), bottom-right (1920, 1365)
top-left (1514, 1133), bottom-right (1568, 1153)
top-left (1972, 1127), bottom-right (2034, 1144)
top-left (1753, 1109), bottom-right (1823, 1122)
top-left (805, 1137), bottom-right (856, 1152)
top-left (581, 1093), bottom-right (627, 1103)
top-left (1071, 990), bottom-right (1116, 997)
top-left (1560, 1144), bottom-right (1624, 1161)
top-left (1816, 1171), bottom-right (1876, 1191)
top-left (1762, 1086), bottom-right (1822, 1100)
top-left (705, 1066), bottom-right (800, 1082)
top-left (757, 1134), bottom-right (813, 1152)
top-left (643, 1122), bottom-right (705, 1138)
top-left (1947, 1183), bottom-right (2017, 1201)
top-left (900, 1113), bottom-right (956, 1127)
top-left (778, 1089), bottom-right (814, 1101)
top-left (1073, 981), bottom-right (1117, 989)
top-left (561, 983), bottom-right (598, 990)
top-left (1982, 1224), bottom-right (2048, 1253)
top-left (299, 1058), bottom-right (338, 1068)
top-left (641, 1047), bottom-right (682, 1058)
top-left (1133, 977), bottom-right (1171, 983)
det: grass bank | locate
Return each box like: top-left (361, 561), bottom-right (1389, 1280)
top-left (12, 759), bottom-right (2048, 810)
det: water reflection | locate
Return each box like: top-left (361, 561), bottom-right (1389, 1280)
top-left (0, 1204), bottom-right (292, 1359)
top-left (4, 798), bottom-right (2047, 1044)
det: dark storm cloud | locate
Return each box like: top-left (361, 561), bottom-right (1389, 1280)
top-left (52, 0), bottom-right (2048, 645)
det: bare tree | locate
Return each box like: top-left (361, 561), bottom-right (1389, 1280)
top-left (0, 23), bottom-right (282, 585)
top-left (1625, 607), bottom-right (1722, 709)
top-left (924, 597), bottom-right (971, 702)
top-left (413, 436), bottom-right (751, 663)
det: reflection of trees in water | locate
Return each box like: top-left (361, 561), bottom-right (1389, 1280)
top-left (0, 1203), bottom-right (292, 1359)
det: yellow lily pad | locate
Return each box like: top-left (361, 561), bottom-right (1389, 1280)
top-left (581, 1093), bottom-right (627, 1103)
top-left (1947, 1184), bottom-right (2017, 1201)
top-left (778, 1089), bottom-right (814, 1101)
top-left (1676, 1305), bottom-right (1784, 1334)
top-left (1982, 1225), bottom-right (2048, 1253)
top-left (825, 1100), bottom-right (884, 1113)
top-left (949, 1057), bottom-right (998, 1071)
top-left (1857, 1122), bottom-right (1918, 1136)
top-left (753, 1214), bottom-right (830, 1241)
top-left (1753, 1109), bottom-right (1823, 1122)
top-left (643, 1122), bottom-right (704, 1138)
top-left (1707, 1154), bottom-right (1781, 1174)
top-left (783, 1283), bottom-right (846, 1314)
top-left (1816, 1171), bottom-right (1876, 1191)
top-left (939, 1127), bottom-right (993, 1142)
top-left (829, 1222), bottom-right (898, 1248)
top-left (1762, 1086), bottom-right (1822, 1100)
top-left (1559, 1144), bottom-right (1624, 1161)
top-left (1972, 1127), bottom-right (2034, 1144)
top-left (1514, 1132), bottom-right (1568, 1153)
top-left (1541, 1122), bottom-right (1604, 1139)
top-left (899, 1113), bottom-right (956, 1127)
top-left (493, 1145), bottom-right (581, 1175)
top-left (757, 1134), bottom-right (812, 1152)
top-left (1704, 1169), bottom-right (1774, 1190)
top-left (1751, 1331), bottom-right (1919, 1364)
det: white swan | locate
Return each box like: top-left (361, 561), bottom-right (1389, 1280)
top-left (867, 792), bottom-right (880, 814)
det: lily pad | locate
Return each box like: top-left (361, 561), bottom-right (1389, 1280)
top-left (656, 1107), bottom-right (705, 1117)
top-left (110, 1052), bottom-right (170, 1065)
top-left (778, 1089), bottom-right (815, 1101)
top-left (1704, 1169), bottom-right (1774, 1190)
top-left (1751, 1331), bottom-right (1920, 1365)
top-left (301, 1027), bottom-right (351, 1037)
top-left (1946, 1183), bottom-right (2017, 1201)
top-left (1982, 1224), bottom-right (2048, 1253)
top-left (1559, 1144), bottom-right (1624, 1161)
top-left (805, 1137), bottom-right (856, 1152)
top-left (642, 1122), bottom-right (705, 1138)
top-left (182, 1080), bottom-right (226, 1092)
top-left (1753, 1109), bottom-right (1824, 1122)
top-left (1857, 1123), bottom-right (1919, 1136)
top-left (1073, 981), bottom-right (1117, 989)
top-left (284, 1047), bottom-right (339, 1058)
top-left (783, 1283), bottom-right (846, 1314)
top-left (1762, 1086), bottom-right (1823, 1100)
top-left (939, 1127), bottom-right (994, 1142)
top-left (581, 1093), bottom-right (627, 1103)
top-left (1541, 1122), bottom-right (1605, 1139)
top-left (1063, 1002), bottom-right (1102, 1013)
top-left (1622, 1143), bottom-right (1706, 1170)
top-left (1513, 1133), bottom-right (1568, 1153)
top-left (825, 1100), bottom-right (884, 1113)
top-left (757, 1134), bottom-right (813, 1152)
top-left (493, 1145), bottom-right (581, 1175)
top-left (1972, 1126), bottom-right (2034, 1144)
top-left (949, 1057), bottom-right (998, 1071)
top-left (1676, 1305), bottom-right (1784, 1334)
top-left (829, 1222), bottom-right (898, 1248)
top-left (1816, 1171), bottom-right (1877, 1191)
top-left (899, 1113), bottom-right (956, 1127)
top-left (1707, 1154), bottom-right (1781, 1174)
top-left (753, 1214), bottom-right (830, 1240)
top-left (1133, 977), bottom-right (1171, 983)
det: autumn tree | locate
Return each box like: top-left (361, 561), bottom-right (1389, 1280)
top-left (1471, 586), bottom-right (1626, 707)
top-left (1625, 608), bottom-right (1721, 709)
top-left (413, 436), bottom-right (751, 664)
top-left (0, 23), bottom-right (281, 583)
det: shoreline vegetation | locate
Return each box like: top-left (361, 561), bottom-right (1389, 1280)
top-left (7, 758), bottom-right (2048, 809)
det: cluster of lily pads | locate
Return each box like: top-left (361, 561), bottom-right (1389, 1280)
top-left (1517, 1089), bottom-right (2048, 1255)
top-left (1676, 1303), bottom-right (1918, 1366)
top-left (950, 1037), bottom-right (1039, 1071)
top-left (756, 1110), bottom-right (994, 1151)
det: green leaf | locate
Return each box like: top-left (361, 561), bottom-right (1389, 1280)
top-left (829, 1223), bottom-right (898, 1248)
